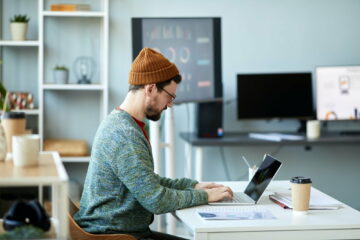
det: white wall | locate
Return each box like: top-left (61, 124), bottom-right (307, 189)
top-left (2, 0), bottom-right (360, 210)
top-left (107, 0), bottom-right (360, 210)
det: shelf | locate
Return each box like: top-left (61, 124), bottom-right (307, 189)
top-left (43, 84), bottom-right (105, 91)
top-left (62, 156), bottom-right (90, 163)
top-left (8, 109), bottom-right (40, 115)
top-left (42, 11), bottom-right (105, 17)
top-left (0, 40), bottom-right (39, 46)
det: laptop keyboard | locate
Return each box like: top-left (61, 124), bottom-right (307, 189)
top-left (221, 192), bottom-right (249, 203)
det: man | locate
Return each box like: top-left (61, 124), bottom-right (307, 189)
top-left (74, 48), bottom-right (233, 239)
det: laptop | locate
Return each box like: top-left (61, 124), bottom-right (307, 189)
top-left (210, 154), bottom-right (282, 205)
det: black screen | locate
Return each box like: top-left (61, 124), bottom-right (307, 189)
top-left (237, 73), bottom-right (314, 119)
top-left (132, 18), bottom-right (222, 103)
top-left (244, 154), bottom-right (282, 202)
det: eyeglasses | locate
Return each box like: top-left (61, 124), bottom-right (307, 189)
top-left (159, 87), bottom-right (176, 102)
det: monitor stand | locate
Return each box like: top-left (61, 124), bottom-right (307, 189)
top-left (297, 120), bottom-right (307, 133)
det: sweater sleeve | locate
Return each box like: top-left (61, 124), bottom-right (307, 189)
top-left (159, 176), bottom-right (198, 190)
top-left (109, 127), bottom-right (208, 215)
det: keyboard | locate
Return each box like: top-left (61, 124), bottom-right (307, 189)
top-left (220, 192), bottom-right (251, 203)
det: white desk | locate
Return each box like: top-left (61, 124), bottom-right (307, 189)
top-left (0, 152), bottom-right (69, 239)
top-left (175, 181), bottom-right (360, 240)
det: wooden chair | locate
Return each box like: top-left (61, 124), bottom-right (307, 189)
top-left (68, 199), bottom-right (137, 240)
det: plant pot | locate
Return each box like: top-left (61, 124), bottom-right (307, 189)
top-left (10, 22), bottom-right (28, 41)
top-left (53, 70), bottom-right (68, 84)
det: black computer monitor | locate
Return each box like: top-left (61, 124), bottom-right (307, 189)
top-left (132, 17), bottom-right (222, 103)
top-left (316, 65), bottom-right (360, 121)
top-left (237, 73), bottom-right (315, 121)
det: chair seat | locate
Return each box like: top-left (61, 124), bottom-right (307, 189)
top-left (68, 199), bottom-right (137, 240)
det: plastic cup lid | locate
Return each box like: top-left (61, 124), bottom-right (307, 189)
top-left (290, 176), bottom-right (312, 184)
top-left (1, 112), bottom-right (25, 119)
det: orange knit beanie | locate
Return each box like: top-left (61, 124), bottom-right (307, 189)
top-left (129, 48), bottom-right (179, 85)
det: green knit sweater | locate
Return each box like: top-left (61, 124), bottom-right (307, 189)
top-left (74, 109), bottom-right (208, 234)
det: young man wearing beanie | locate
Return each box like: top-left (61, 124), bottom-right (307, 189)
top-left (74, 48), bottom-right (233, 240)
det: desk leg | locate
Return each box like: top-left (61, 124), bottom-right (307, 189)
top-left (52, 183), bottom-right (58, 220)
top-left (58, 182), bottom-right (68, 239)
top-left (38, 184), bottom-right (43, 205)
top-left (195, 147), bottom-right (204, 181)
top-left (185, 143), bottom-right (192, 178)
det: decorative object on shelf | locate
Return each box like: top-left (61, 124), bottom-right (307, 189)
top-left (8, 92), bottom-right (34, 110)
top-left (10, 14), bottom-right (30, 41)
top-left (44, 139), bottom-right (88, 157)
top-left (50, 4), bottom-right (91, 11)
top-left (53, 65), bottom-right (69, 84)
top-left (73, 56), bottom-right (96, 84)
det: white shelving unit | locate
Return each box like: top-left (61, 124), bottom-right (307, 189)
top-left (1, 0), bottom-right (109, 163)
top-left (39, 0), bottom-right (109, 162)
top-left (42, 83), bottom-right (105, 91)
top-left (0, 0), bottom-right (41, 137)
top-left (0, 40), bottom-right (40, 46)
top-left (42, 11), bottom-right (106, 17)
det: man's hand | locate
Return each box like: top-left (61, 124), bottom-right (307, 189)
top-left (194, 182), bottom-right (225, 190)
top-left (205, 186), bottom-right (234, 202)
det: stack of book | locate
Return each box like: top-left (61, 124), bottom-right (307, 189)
top-left (50, 4), bottom-right (91, 11)
top-left (269, 190), bottom-right (342, 210)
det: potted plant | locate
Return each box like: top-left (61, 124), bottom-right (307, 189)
top-left (53, 65), bottom-right (69, 84)
top-left (10, 14), bottom-right (30, 41)
top-left (0, 79), bottom-right (9, 161)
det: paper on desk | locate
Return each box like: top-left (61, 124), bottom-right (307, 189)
top-left (249, 133), bottom-right (304, 142)
top-left (197, 207), bottom-right (276, 220)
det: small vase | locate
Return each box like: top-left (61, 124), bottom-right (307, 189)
top-left (10, 22), bottom-right (28, 41)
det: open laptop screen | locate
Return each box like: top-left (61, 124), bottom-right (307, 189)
top-left (244, 154), bottom-right (282, 202)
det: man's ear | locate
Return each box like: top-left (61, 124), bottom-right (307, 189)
top-left (144, 84), bottom-right (156, 96)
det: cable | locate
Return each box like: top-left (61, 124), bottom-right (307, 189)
top-left (223, 98), bottom-right (237, 105)
top-left (219, 147), bottom-right (231, 181)
top-left (185, 103), bottom-right (191, 140)
top-left (270, 144), bottom-right (283, 156)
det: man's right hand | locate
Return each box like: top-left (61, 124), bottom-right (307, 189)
top-left (205, 186), bottom-right (233, 202)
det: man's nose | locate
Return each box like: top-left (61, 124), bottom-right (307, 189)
top-left (167, 101), bottom-right (173, 108)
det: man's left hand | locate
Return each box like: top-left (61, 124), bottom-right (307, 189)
top-left (194, 182), bottom-right (225, 190)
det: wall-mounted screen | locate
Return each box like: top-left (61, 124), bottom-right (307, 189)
top-left (237, 73), bottom-right (314, 120)
top-left (132, 18), bottom-right (222, 103)
top-left (316, 66), bottom-right (360, 121)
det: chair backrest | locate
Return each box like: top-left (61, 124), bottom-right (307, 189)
top-left (68, 199), bottom-right (137, 240)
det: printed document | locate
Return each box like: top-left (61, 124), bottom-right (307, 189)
top-left (197, 206), bottom-right (276, 220)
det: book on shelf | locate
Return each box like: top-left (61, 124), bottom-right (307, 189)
top-left (269, 190), bottom-right (342, 210)
top-left (50, 4), bottom-right (91, 11)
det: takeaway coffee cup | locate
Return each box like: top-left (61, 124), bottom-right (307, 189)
top-left (1, 112), bottom-right (26, 153)
top-left (306, 120), bottom-right (320, 139)
top-left (290, 176), bottom-right (312, 214)
top-left (12, 134), bottom-right (40, 167)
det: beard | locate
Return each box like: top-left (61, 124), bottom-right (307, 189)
top-left (145, 105), bottom-right (167, 121)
